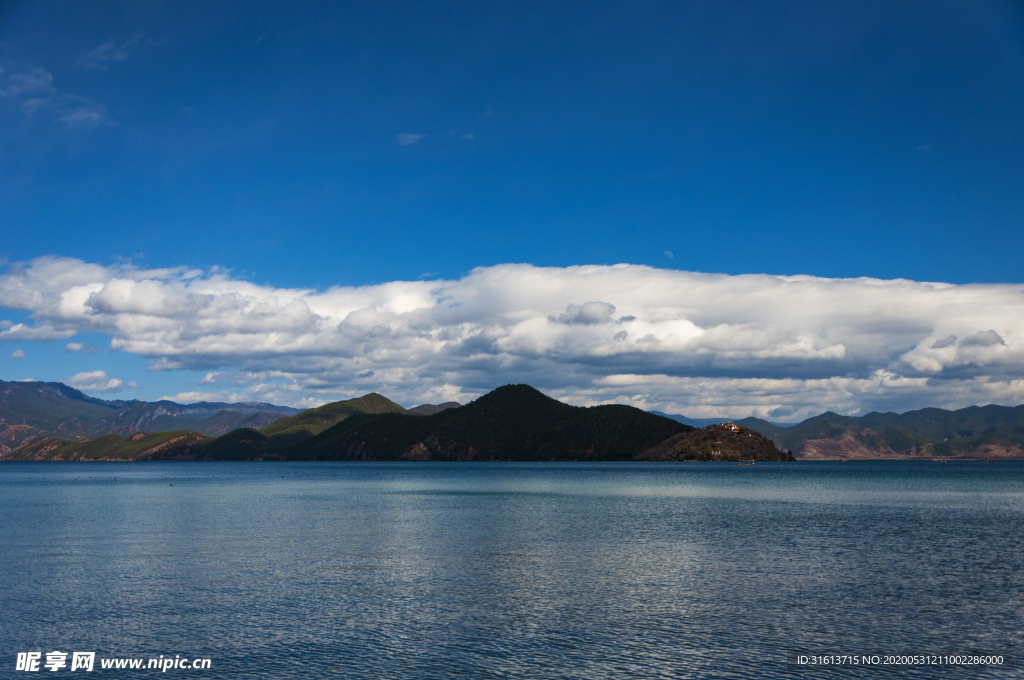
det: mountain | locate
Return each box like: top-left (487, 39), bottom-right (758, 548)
top-left (0, 380), bottom-right (122, 448)
top-left (407, 402), bottom-right (461, 416)
top-left (0, 379), bottom-right (301, 454)
top-left (142, 392), bottom-right (412, 461)
top-left (637, 423), bottom-right (792, 461)
top-left (95, 399), bottom-right (301, 433)
top-left (275, 384), bottom-right (691, 461)
top-left (734, 405), bottom-right (1024, 459)
top-left (3, 385), bottom-right (690, 462)
top-left (189, 410), bottom-right (288, 436)
top-left (7, 382), bottom-right (1024, 462)
top-left (0, 390), bottom-right (406, 461)
top-left (257, 393), bottom-right (407, 445)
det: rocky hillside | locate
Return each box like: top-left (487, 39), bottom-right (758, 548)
top-left (10, 431), bottom-right (211, 461)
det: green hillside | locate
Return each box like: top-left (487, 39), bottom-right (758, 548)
top-left (8, 431), bottom-right (210, 461)
top-left (283, 384), bottom-right (691, 461)
top-left (190, 428), bottom-right (275, 460)
top-left (258, 393), bottom-right (408, 446)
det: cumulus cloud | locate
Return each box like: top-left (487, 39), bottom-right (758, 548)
top-left (2, 256), bottom-right (1023, 418)
top-left (0, 66), bottom-right (111, 127)
top-left (10, 349), bottom-right (25, 358)
top-left (397, 133), bottom-right (425, 146)
top-left (66, 370), bottom-right (124, 393)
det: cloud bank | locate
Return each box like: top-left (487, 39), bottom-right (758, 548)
top-left (2, 257), bottom-right (1023, 418)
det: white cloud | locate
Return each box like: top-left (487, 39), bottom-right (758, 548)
top-left (397, 133), bottom-right (425, 146)
top-left (0, 66), bottom-right (111, 127)
top-left (65, 342), bottom-right (101, 353)
top-left (10, 349), bottom-right (25, 358)
top-left (66, 370), bottom-right (124, 393)
top-left (159, 390), bottom-right (245, 404)
top-left (0, 323), bottom-right (75, 341)
top-left (2, 256), bottom-right (1024, 417)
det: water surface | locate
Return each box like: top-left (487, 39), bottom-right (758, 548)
top-left (1, 461), bottom-right (1021, 678)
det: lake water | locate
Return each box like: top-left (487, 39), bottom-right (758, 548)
top-left (1, 461), bottom-right (1021, 678)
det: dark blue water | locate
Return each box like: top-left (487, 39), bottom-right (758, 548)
top-left (1, 461), bottom-right (1021, 678)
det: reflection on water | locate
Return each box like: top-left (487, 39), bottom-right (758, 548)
top-left (1, 462), bottom-right (1021, 678)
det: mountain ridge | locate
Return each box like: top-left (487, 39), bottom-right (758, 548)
top-left (4, 379), bottom-right (1024, 461)
top-left (3, 384), bottom-right (696, 462)
top-left (0, 379), bottom-right (302, 453)
top-left (736, 405), bottom-right (1024, 458)
top-left (275, 384), bottom-right (691, 461)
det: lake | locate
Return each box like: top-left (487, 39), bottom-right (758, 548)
top-left (1, 461), bottom-right (1021, 678)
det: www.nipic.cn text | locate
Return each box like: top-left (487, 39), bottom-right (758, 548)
top-left (15, 652), bottom-right (211, 672)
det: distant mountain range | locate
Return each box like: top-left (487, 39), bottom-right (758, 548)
top-left (653, 405), bottom-right (1024, 458)
top-left (3, 378), bottom-right (1022, 461)
top-left (0, 379), bottom-right (303, 455)
top-left (730, 406), bottom-right (1024, 459)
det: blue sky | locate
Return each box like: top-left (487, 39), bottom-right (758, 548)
top-left (1, 1), bottom-right (1023, 418)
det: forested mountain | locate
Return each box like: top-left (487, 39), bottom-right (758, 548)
top-left (281, 384), bottom-right (690, 461)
